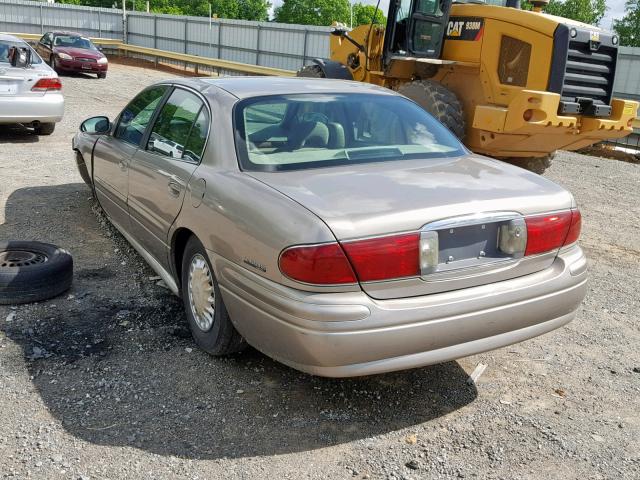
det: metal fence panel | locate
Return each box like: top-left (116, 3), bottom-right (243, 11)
top-left (0, 0), bottom-right (123, 38)
top-left (614, 47), bottom-right (640, 102)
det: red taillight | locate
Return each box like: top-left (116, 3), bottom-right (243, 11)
top-left (279, 243), bottom-right (357, 285)
top-left (525, 209), bottom-right (581, 256)
top-left (32, 78), bottom-right (62, 92)
top-left (342, 233), bottom-right (420, 282)
top-left (564, 209), bottom-right (582, 246)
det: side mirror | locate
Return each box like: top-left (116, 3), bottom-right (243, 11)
top-left (9, 47), bottom-right (32, 68)
top-left (80, 116), bottom-right (111, 134)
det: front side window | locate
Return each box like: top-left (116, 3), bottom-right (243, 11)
top-left (115, 85), bottom-right (168, 146)
top-left (235, 93), bottom-right (465, 172)
top-left (39, 33), bottom-right (52, 46)
top-left (146, 89), bottom-right (209, 162)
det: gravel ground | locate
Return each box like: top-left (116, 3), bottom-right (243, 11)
top-left (0, 63), bottom-right (639, 480)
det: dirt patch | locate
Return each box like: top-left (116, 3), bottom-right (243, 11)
top-left (578, 144), bottom-right (640, 164)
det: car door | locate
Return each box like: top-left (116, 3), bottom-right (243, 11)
top-left (128, 86), bottom-right (211, 266)
top-left (92, 85), bottom-right (169, 229)
top-left (37, 33), bottom-right (52, 62)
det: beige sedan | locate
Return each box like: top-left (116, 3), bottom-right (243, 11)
top-left (73, 77), bottom-right (587, 377)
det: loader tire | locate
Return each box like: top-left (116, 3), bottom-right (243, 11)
top-left (397, 80), bottom-right (466, 140)
top-left (297, 64), bottom-right (325, 78)
top-left (500, 153), bottom-right (554, 175)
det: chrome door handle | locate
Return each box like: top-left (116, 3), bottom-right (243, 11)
top-left (168, 180), bottom-right (182, 197)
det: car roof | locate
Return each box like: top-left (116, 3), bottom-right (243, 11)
top-left (165, 76), bottom-right (397, 100)
top-left (0, 33), bottom-right (26, 43)
top-left (50, 31), bottom-right (84, 37)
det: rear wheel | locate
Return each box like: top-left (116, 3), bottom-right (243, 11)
top-left (34, 123), bottom-right (55, 136)
top-left (180, 236), bottom-right (245, 356)
top-left (396, 80), bottom-right (466, 140)
top-left (297, 64), bottom-right (325, 78)
top-left (498, 153), bottom-right (554, 175)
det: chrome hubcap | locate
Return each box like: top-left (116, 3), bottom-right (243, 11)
top-left (188, 254), bottom-right (215, 332)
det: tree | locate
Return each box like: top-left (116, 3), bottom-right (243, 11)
top-left (614, 1), bottom-right (640, 46)
top-left (532, 0), bottom-right (607, 26)
top-left (351, 3), bottom-right (386, 27)
top-left (274, 0), bottom-right (351, 26)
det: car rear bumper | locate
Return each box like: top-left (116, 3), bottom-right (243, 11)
top-left (214, 246), bottom-right (588, 377)
top-left (0, 93), bottom-right (64, 124)
top-left (56, 59), bottom-right (107, 73)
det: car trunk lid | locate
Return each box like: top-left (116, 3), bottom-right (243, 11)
top-left (249, 155), bottom-right (575, 299)
top-left (0, 65), bottom-right (54, 97)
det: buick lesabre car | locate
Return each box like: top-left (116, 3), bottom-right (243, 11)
top-left (73, 77), bottom-right (587, 377)
top-left (0, 33), bottom-right (64, 135)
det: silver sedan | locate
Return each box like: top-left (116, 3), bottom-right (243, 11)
top-left (0, 33), bottom-right (64, 135)
top-left (73, 77), bottom-right (587, 377)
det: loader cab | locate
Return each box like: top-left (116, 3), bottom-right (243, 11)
top-left (383, 0), bottom-right (453, 63)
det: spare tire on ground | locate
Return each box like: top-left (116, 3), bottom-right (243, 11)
top-left (0, 241), bottom-right (73, 305)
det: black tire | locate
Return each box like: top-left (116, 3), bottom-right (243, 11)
top-left (499, 153), bottom-right (554, 175)
top-left (34, 122), bottom-right (55, 136)
top-left (0, 241), bottom-right (73, 305)
top-left (396, 80), bottom-right (466, 140)
top-left (74, 150), bottom-right (93, 187)
top-left (297, 64), bottom-right (326, 78)
top-left (50, 56), bottom-right (58, 72)
top-left (97, 72), bottom-right (107, 79)
top-left (181, 236), bottom-right (245, 356)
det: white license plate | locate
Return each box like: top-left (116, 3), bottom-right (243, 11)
top-left (82, 64), bottom-right (92, 70)
top-left (0, 83), bottom-right (17, 95)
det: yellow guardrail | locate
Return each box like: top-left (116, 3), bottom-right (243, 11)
top-left (117, 43), bottom-right (295, 77)
top-left (8, 32), bottom-right (295, 77)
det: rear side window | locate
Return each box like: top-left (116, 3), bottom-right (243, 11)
top-left (115, 85), bottom-right (168, 146)
top-left (183, 108), bottom-right (210, 162)
top-left (146, 88), bottom-right (209, 162)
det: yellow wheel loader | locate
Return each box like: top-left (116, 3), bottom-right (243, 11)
top-left (298, 0), bottom-right (639, 173)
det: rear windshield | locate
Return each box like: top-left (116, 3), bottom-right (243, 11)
top-left (234, 93), bottom-right (465, 172)
top-left (0, 40), bottom-right (42, 64)
top-left (53, 35), bottom-right (96, 50)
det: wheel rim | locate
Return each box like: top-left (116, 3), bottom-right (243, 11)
top-left (0, 250), bottom-right (48, 268)
top-left (187, 254), bottom-right (215, 332)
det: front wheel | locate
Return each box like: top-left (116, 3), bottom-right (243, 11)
top-left (181, 236), bottom-right (245, 356)
top-left (50, 56), bottom-right (58, 72)
top-left (296, 64), bottom-right (325, 78)
top-left (396, 80), bottom-right (466, 140)
top-left (97, 72), bottom-right (107, 79)
top-left (74, 151), bottom-right (92, 187)
top-left (498, 153), bottom-right (555, 175)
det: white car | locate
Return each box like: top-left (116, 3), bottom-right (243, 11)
top-left (0, 33), bottom-right (64, 135)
